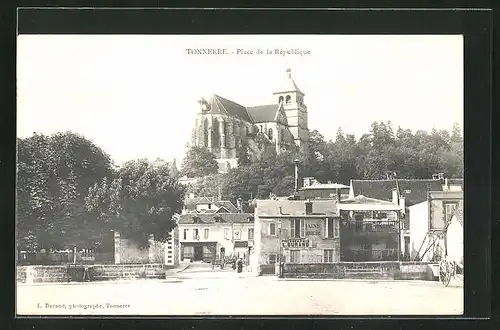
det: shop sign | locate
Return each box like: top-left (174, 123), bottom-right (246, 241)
top-left (281, 239), bottom-right (310, 248)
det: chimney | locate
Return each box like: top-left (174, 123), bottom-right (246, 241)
top-left (392, 188), bottom-right (398, 204)
top-left (327, 180), bottom-right (332, 184)
top-left (438, 172), bottom-right (445, 180)
top-left (305, 200), bottom-right (313, 215)
top-left (303, 177), bottom-right (312, 187)
top-left (444, 178), bottom-right (449, 191)
top-left (399, 195), bottom-right (406, 213)
top-left (432, 173), bottom-right (439, 180)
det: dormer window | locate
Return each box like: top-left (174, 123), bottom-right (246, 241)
top-left (285, 95), bottom-right (291, 104)
top-left (278, 96), bottom-right (284, 103)
top-left (208, 203), bottom-right (212, 209)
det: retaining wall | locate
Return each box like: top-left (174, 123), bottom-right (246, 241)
top-left (17, 264), bottom-right (174, 284)
top-left (282, 261), bottom-right (435, 280)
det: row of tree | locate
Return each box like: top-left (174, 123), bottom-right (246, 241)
top-left (182, 122), bottom-right (464, 206)
top-left (16, 121), bottom-right (463, 251)
top-left (16, 132), bottom-right (185, 252)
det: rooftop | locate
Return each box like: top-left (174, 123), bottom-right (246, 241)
top-left (179, 213), bottom-right (254, 224)
top-left (255, 199), bottom-right (338, 217)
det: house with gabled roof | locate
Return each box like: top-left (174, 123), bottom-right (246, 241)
top-left (190, 69), bottom-right (308, 173)
top-left (178, 212), bottom-right (255, 264)
top-left (182, 196), bottom-right (239, 214)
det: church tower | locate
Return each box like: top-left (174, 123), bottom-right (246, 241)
top-left (272, 69), bottom-right (309, 153)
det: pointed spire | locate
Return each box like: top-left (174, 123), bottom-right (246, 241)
top-left (273, 68), bottom-right (303, 95)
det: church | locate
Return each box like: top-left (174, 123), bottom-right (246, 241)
top-left (191, 69), bottom-right (309, 173)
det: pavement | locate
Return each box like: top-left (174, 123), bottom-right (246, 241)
top-left (16, 262), bottom-right (464, 316)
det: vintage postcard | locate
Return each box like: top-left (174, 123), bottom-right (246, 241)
top-left (16, 33), bottom-right (464, 316)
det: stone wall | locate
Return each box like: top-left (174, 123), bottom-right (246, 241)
top-left (17, 264), bottom-right (172, 283)
top-left (282, 261), bottom-right (435, 280)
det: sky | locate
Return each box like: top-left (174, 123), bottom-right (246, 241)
top-left (17, 34), bottom-right (463, 167)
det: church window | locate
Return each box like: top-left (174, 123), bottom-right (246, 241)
top-left (268, 128), bottom-right (273, 141)
top-left (278, 96), bottom-right (284, 103)
top-left (285, 95), bottom-right (291, 104)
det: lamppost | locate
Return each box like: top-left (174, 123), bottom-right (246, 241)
top-left (294, 159), bottom-right (300, 194)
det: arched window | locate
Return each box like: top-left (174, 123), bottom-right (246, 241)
top-left (268, 128), bottom-right (273, 141)
top-left (203, 118), bottom-right (209, 147)
top-left (212, 119), bottom-right (220, 149)
top-left (223, 122), bottom-right (229, 147)
top-left (278, 96), bottom-right (284, 103)
top-left (285, 95), bottom-right (291, 104)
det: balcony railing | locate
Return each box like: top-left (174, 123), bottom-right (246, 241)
top-left (345, 221), bottom-right (399, 234)
top-left (343, 248), bottom-right (398, 261)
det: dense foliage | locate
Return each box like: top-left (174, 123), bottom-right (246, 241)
top-left (16, 132), bottom-right (115, 251)
top-left (86, 159), bottom-right (185, 247)
top-left (16, 133), bottom-right (185, 252)
top-left (180, 146), bottom-right (219, 178)
top-left (184, 121), bottom-right (464, 204)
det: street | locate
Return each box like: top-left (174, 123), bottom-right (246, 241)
top-left (17, 263), bottom-right (464, 316)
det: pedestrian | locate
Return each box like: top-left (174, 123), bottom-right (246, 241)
top-left (237, 258), bottom-right (243, 273)
top-left (232, 256), bottom-right (236, 270)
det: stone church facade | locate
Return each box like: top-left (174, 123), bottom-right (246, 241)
top-left (191, 69), bottom-right (309, 173)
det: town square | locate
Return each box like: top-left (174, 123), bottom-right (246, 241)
top-left (16, 34), bottom-right (464, 316)
top-left (17, 262), bottom-right (463, 316)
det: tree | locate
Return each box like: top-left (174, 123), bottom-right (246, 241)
top-left (86, 159), bottom-right (185, 247)
top-left (236, 141), bottom-right (252, 167)
top-left (180, 146), bottom-right (219, 178)
top-left (16, 132), bottom-right (115, 251)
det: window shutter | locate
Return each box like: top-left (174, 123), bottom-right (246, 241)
top-left (300, 219), bottom-right (305, 238)
top-left (324, 218), bottom-right (328, 238)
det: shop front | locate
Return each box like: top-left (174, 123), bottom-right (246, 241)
top-left (180, 242), bottom-right (218, 262)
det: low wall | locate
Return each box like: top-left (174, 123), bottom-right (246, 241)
top-left (17, 264), bottom-right (174, 284)
top-left (282, 261), bottom-right (435, 280)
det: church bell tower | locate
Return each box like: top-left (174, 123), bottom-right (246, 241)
top-left (273, 69), bottom-right (309, 154)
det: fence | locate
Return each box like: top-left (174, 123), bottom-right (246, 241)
top-left (343, 248), bottom-right (398, 261)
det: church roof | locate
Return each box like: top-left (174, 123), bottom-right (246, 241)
top-left (273, 69), bottom-right (303, 95)
top-left (246, 104), bottom-right (280, 123)
top-left (208, 94), bottom-right (253, 122)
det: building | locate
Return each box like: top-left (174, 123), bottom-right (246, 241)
top-left (298, 177), bottom-right (350, 200)
top-left (253, 199), bottom-right (340, 276)
top-left (445, 207), bottom-right (463, 265)
top-left (348, 174), bottom-right (462, 259)
top-left (190, 69), bottom-right (308, 173)
top-left (408, 189), bottom-right (464, 262)
top-left (178, 212), bottom-right (255, 264)
top-left (337, 195), bottom-right (404, 262)
top-left (182, 196), bottom-right (240, 215)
